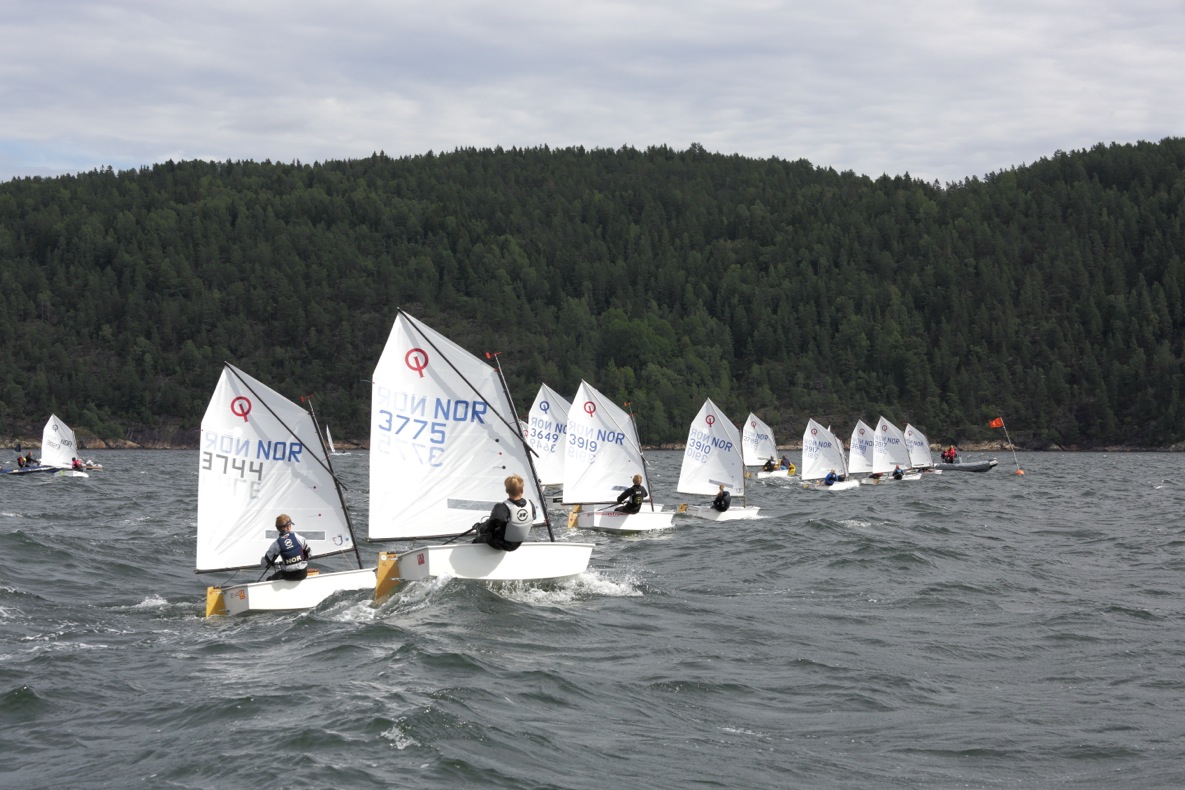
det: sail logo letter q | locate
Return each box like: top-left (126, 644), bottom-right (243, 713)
top-left (230, 397), bottom-right (252, 422)
top-left (405, 348), bottom-right (429, 377)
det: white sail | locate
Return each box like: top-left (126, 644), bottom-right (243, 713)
top-left (527, 383), bottom-right (570, 487)
top-left (678, 399), bottom-right (745, 496)
top-left (872, 417), bottom-right (912, 474)
top-left (904, 424), bottom-right (933, 469)
top-left (41, 414), bottom-right (79, 469)
top-left (196, 364), bottom-right (356, 572)
top-left (741, 413), bottom-right (779, 467)
top-left (801, 419), bottom-right (847, 482)
top-left (562, 381), bottom-right (649, 504)
top-left (326, 426), bottom-right (336, 453)
top-left (848, 420), bottom-right (875, 475)
top-left (369, 312), bottom-right (546, 540)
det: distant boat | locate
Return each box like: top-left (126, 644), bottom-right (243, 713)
top-left (42, 415), bottom-right (88, 478)
top-left (801, 419), bottom-right (859, 491)
top-left (199, 364), bottom-right (374, 617)
top-left (743, 412), bottom-right (791, 478)
top-left (904, 424), bottom-right (935, 472)
top-left (848, 420), bottom-right (875, 481)
top-left (869, 417), bottom-right (921, 482)
top-left (677, 399), bottom-right (761, 520)
top-left (527, 383), bottom-right (570, 489)
top-left (935, 458), bottom-right (999, 473)
top-left (563, 381), bottom-right (674, 534)
top-left (369, 311), bottom-right (592, 589)
top-left (325, 426), bottom-right (351, 456)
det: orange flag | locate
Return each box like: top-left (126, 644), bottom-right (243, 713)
top-left (988, 417), bottom-right (1004, 429)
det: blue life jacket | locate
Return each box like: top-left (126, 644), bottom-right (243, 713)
top-left (277, 533), bottom-right (307, 567)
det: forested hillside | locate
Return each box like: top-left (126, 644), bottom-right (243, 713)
top-left (1, 139), bottom-right (1183, 448)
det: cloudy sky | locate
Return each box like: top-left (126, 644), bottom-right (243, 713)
top-left (2, 1), bottom-right (1181, 185)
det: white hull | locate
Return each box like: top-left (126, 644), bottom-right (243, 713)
top-left (803, 478), bottom-right (860, 491)
top-left (860, 473), bottom-right (923, 485)
top-left (755, 469), bottom-right (791, 479)
top-left (206, 567), bottom-right (376, 616)
top-left (681, 505), bottom-right (762, 521)
top-left (389, 542), bottom-right (593, 582)
top-left (574, 508), bottom-right (675, 533)
top-left (54, 469), bottom-right (89, 478)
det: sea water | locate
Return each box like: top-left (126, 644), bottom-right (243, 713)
top-left (1, 450), bottom-right (1183, 788)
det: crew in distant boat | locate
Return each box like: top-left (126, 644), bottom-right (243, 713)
top-left (473, 474), bottom-right (534, 552)
top-left (941, 445), bottom-right (959, 464)
top-left (761, 456), bottom-right (777, 472)
top-left (262, 514), bottom-right (310, 581)
top-left (16, 455), bottom-right (25, 468)
top-left (711, 484), bottom-right (732, 512)
top-left (70, 457), bottom-right (84, 471)
top-left (892, 465), bottom-right (904, 480)
top-left (780, 456), bottom-right (796, 475)
top-left (824, 469), bottom-right (838, 486)
top-left (24, 452), bottom-right (38, 467)
top-left (614, 474), bottom-right (648, 513)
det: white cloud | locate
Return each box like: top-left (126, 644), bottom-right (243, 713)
top-left (1, 0), bottom-right (1181, 183)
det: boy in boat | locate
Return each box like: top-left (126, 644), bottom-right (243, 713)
top-left (823, 469), bottom-right (838, 486)
top-left (711, 484), bottom-right (731, 512)
top-left (892, 465), bottom-right (904, 480)
top-left (614, 474), bottom-right (647, 513)
top-left (761, 457), bottom-right (777, 472)
top-left (262, 514), bottom-right (310, 581)
top-left (473, 474), bottom-right (534, 551)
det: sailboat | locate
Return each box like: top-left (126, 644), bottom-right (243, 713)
top-left (563, 380), bottom-right (674, 533)
top-left (369, 311), bottom-right (592, 590)
top-left (42, 415), bottom-right (88, 478)
top-left (199, 364), bottom-right (375, 617)
top-left (848, 419), bottom-right (876, 482)
top-left (871, 417), bottom-right (921, 481)
top-left (527, 383), bottom-right (570, 493)
top-left (801, 419), bottom-right (859, 491)
top-left (904, 424), bottom-right (936, 473)
top-left (677, 399), bottom-right (761, 520)
top-left (742, 413), bottom-right (788, 479)
top-left (325, 425), bottom-right (351, 456)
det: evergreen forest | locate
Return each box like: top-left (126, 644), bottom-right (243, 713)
top-left (1, 139), bottom-right (1183, 449)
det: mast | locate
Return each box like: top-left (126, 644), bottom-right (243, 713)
top-left (300, 393), bottom-right (365, 569)
top-left (485, 350), bottom-right (555, 541)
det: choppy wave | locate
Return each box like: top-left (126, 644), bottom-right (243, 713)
top-left (3, 450), bottom-right (1185, 788)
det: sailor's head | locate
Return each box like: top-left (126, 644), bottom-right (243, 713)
top-left (504, 474), bottom-right (525, 497)
top-left (632, 474), bottom-right (642, 485)
top-left (275, 514), bottom-right (294, 531)
top-left (718, 484), bottom-right (726, 492)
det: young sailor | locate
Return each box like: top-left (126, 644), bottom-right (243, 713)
top-left (711, 484), bottom-right (732, 512)
top-left (262, 514), bottom-right (310, 581)
top-left (614, 474), bottom-right (648, 513)
top-left (474, 474), bottom-right (535, 551)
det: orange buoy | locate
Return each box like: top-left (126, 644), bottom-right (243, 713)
top-left (1015, 469), bottom-right (1025, 475)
